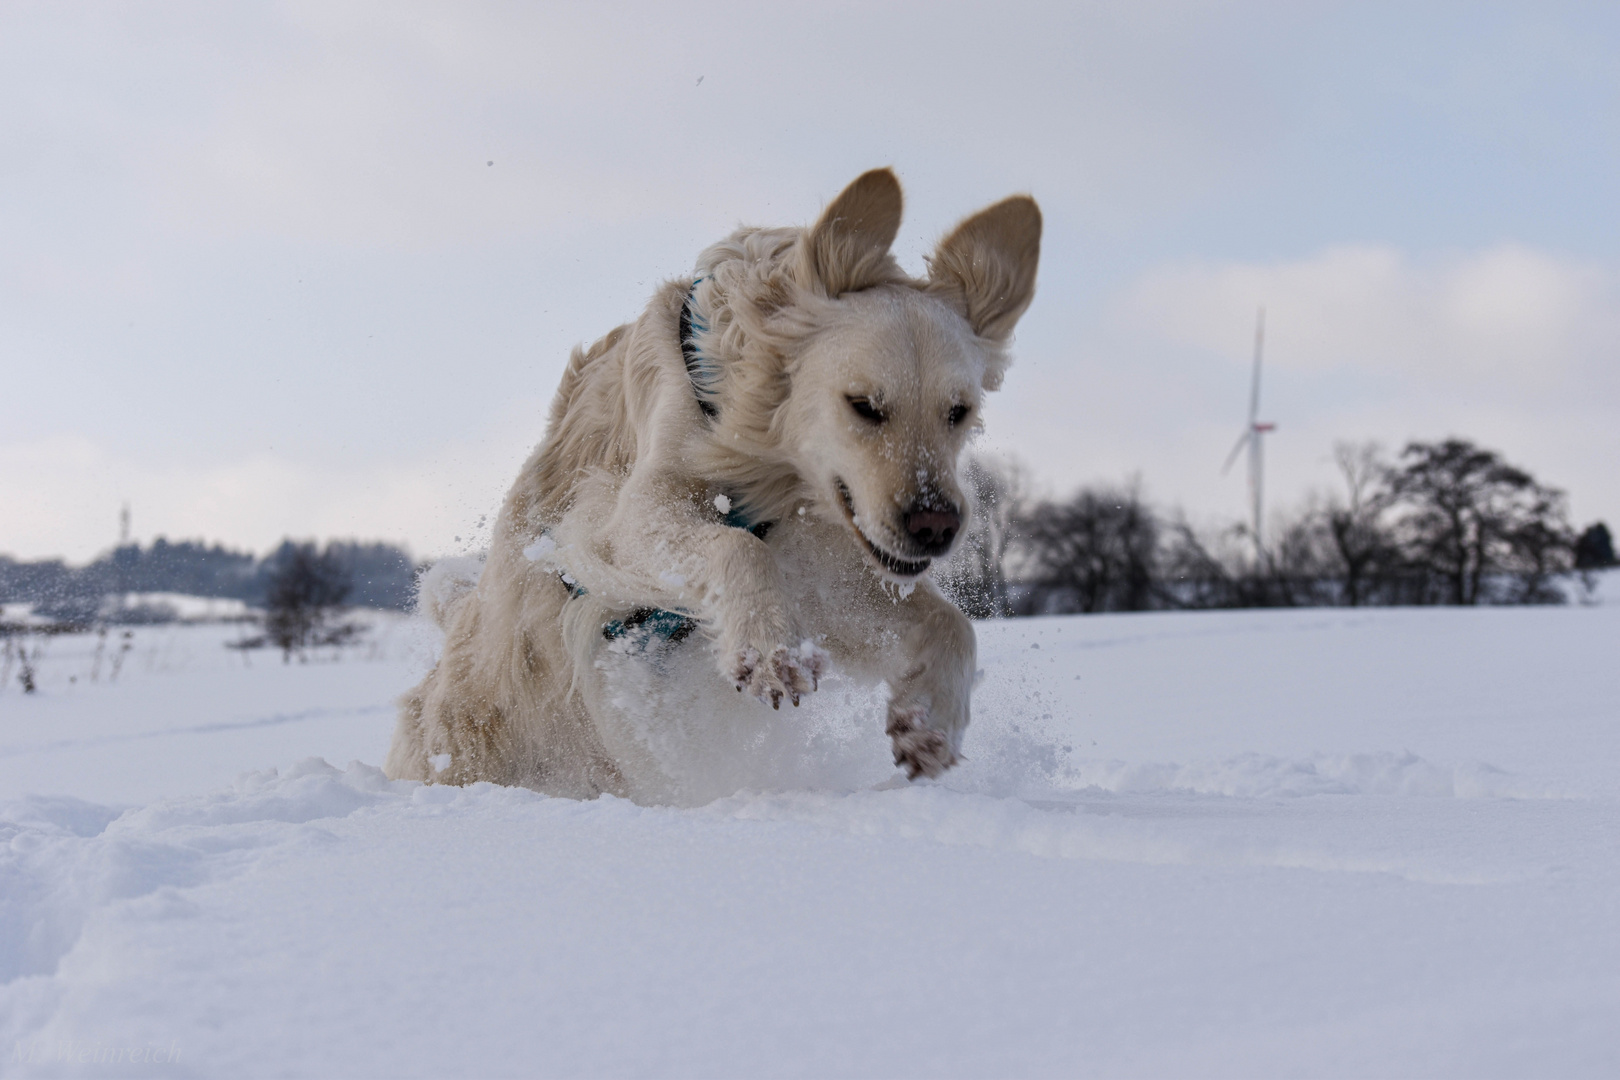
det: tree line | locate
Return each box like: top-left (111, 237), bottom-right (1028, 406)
top-left (6, 436), bottom-right (1609, 630)
top-left (1, 540), bottom-right (389, 684)
top-left (0, 538), bottom-right (420, 624)
top-left (938, 438), bottom-right (1615, 617)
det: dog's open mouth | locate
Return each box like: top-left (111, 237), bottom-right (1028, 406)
top-left (836, 479), bottom-right (932, 579)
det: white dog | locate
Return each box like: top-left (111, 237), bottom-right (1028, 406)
top-left (385, 169), bottom-right (1040, 801)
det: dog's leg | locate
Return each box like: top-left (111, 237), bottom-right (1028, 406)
top-left (543, 478), bottom-right (827, 709)
top-left (788, 568), bottom-right (973, 777)
top-left (700, 526), bottom-right (828, 708)
top-left (879, 584), bottom-right (976, 779)
top-left (775, 520), bottom-right (976, 779)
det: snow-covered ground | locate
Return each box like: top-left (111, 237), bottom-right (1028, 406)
top-left (2, 579), bottom-right (1618, 1078)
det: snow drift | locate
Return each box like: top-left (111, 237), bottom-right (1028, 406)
top-left (2, 586), bottom-right (1618, 1077)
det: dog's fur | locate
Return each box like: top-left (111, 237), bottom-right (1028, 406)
top-left (385, 169), bottom-right (1040, 800)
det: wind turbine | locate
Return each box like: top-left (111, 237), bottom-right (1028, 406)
top-left (1221, 308), bottom-right (1276, 564)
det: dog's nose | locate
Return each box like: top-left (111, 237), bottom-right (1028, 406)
top-left (903, 505), bottom-right (961, 553)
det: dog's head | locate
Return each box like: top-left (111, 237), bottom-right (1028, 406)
top-left (779, 170), bottom-right (1041, 582)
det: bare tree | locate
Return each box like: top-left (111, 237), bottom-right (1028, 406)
top-left (265, 545), bottom-right (354, 661)
top-left (1573, 522), bottom-right (1614, 570)
top-left (1572, 522), bottom-right (1615, 604)
top-left (14, 635), bottom-right (38, 693)
top-left (1160, 513), bottom-right (1331, 609)
top-left (1499, 496), bottom-right (1577, 604)
top-left (942, 436), bottom-right (1581, 616)
top-left (1387, 438), bottom-right (1573, 605)
top-left (1323, 441), bottom-right (1400, 606)
top-left (1011, 481), bottom-right (1160, 614)
top-left (1159, 518), bottom-right (1246, 609)
top-left (107, 630), bottom-right (133, 682)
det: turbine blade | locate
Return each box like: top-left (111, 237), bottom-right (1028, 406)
top-left (1220, 429), bottom-right (1249, 475)
top-left (1248, 307), bottom-right (1265, 425)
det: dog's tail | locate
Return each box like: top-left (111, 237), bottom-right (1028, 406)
top-left (415, 555), bottom-right (485, 630)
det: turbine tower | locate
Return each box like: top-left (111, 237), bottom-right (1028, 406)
top-left (1221, 308), bottom-right (1276, 564)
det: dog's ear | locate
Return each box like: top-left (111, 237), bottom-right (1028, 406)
top-left (926, 195), bottom-right (1042, 346)
top-left (798, 168), bottom-right (904, 297)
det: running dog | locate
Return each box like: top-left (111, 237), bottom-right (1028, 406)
top-left (386, 168), bottom-right (1040, 800)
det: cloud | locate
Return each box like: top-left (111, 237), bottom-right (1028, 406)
top-left (989, 243), bottom-right (1620, 528)
top-left (0, 423), bottom-right (533, 564)
top-left (1123, 244), bottom-right (1619, 391)
top-left (3, 3), bottom-right (1618, 559)
top-left (6, 2), bottom-right (1274, 253)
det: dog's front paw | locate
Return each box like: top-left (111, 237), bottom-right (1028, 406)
top-left (886, 702), bottom-right (960, 780)
top-left (728, 639), bottom-right (828, 710)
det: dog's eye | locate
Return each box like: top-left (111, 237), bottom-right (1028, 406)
top-left (947, 403), bottom-right (971, 427)
top-left (847, 397), bottom-right (887, 424)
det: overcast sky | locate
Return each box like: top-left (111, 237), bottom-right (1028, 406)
top-left (4, 1), bottom-right (1617, 562)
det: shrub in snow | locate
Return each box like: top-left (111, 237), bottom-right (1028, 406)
top-left (264, 545), bottom-right (355, 662)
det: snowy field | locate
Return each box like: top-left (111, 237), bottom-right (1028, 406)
top-left (2, 578), bottom-right (1618, 1078)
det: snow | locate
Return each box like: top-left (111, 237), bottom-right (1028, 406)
top-left (414, 556), bottom-right (483, 628)
top-left (102, 593), bottom-right (253, 623)
top-left (0, 606), bottom-right (51, 629)
top-left (0, 616), bottom-right (427, 806)
top-left (521, 534), bottom-right (556, 562)
top-left (2, 579), bottom-right (1619, 1077)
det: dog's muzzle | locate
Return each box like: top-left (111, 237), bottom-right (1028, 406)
top-left (836, 480), bottom-right (935, 578)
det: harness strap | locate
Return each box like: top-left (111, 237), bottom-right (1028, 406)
top-left (603, 606), bottom-right (697, 644)
top-left (680, 278), bottom-right (720, 419)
